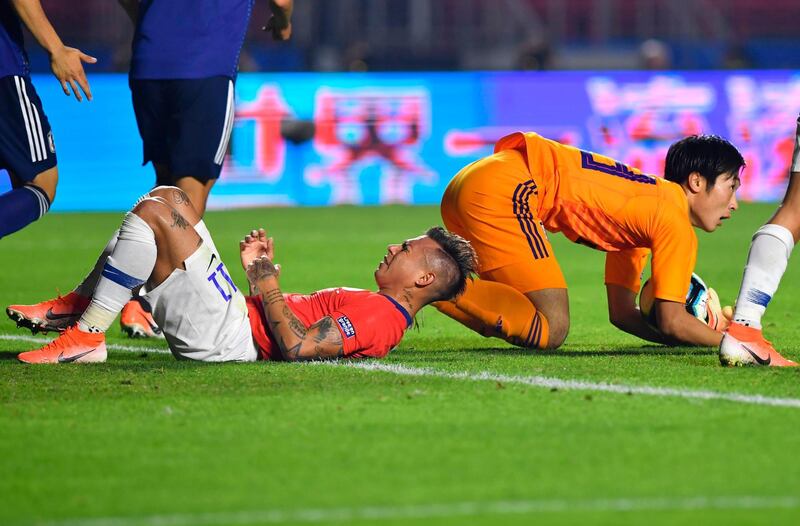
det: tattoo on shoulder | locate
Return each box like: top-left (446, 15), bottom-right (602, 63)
top-left (170, 209), bottom-right (190, 229)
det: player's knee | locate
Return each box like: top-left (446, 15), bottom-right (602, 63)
top-left (30, 168), bottom-right (58, 203)
top-left (148, 185), bottom-right (181, 200)
top-left (132, 197), bottom-right (171, 228)
top-left (772, 205), bottom-right (800, 241)
top-left (545, 320), bottom-right (569, 349)
top-left (507, 311), bottom-right (569, 350)
top-left (149, 186), bottom-right (197, 217)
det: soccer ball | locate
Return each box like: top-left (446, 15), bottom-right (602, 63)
top-left (639, 272), bottom-right (719, 329)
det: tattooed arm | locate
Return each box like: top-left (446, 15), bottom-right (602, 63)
top-left (246, 256), bottom-right (344, 361)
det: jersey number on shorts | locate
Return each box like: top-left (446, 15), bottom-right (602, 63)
top-left (580, 151), bottom-right (656, 185)
top-left (207, 262), bottom-right (238, 302)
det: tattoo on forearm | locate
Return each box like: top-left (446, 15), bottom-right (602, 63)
top-left (283, 305), bottom-right (306, 338)
top-left (260, 288), bottom-right (344, 361)
top-left (284, 341), bottom-right (302, 360)
top-left (170, 209), bottom-right (190, 229)
top-left (262, 289), bottom-right (283, 305)
top-left (261, 289), bottom-right (309, 360)
top-left (246, 257), bottom-right (279, 282)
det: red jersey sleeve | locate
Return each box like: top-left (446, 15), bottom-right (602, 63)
top-left (328, 293), bottom-right (411, 359)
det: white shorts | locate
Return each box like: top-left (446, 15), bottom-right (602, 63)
top-left (143, 242), bottom-right (257, 362)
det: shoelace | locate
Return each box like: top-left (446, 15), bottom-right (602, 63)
top-left (37, 327), bottom-right (82, 353)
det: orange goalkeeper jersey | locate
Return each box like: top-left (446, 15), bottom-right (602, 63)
top-left (495, 132), bottom-right (697, 303)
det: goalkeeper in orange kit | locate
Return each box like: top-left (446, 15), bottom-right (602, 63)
top-left (436, 131), bottom-right (756, 353)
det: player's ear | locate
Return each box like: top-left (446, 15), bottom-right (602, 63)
top-left (415, 271), bottom-right (435, 288)
top-left (686, 171), bottom-right (705, 194)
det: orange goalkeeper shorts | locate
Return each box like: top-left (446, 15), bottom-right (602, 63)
top-left (440, 149), bottom-right (567, 293)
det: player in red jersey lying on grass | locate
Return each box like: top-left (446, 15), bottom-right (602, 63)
top-left (7, 186), bottom-right (477, 363)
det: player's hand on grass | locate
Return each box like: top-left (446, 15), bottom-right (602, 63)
top-left (50, 46), bottom-right (96, 102)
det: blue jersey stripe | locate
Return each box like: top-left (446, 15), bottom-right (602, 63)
top-left (101, 263), bottom-right (145, 290)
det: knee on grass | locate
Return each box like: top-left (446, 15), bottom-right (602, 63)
top-left (501, 311), bottom-right (569, 351)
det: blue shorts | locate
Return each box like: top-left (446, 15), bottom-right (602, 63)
top-left (0, 75), bottom-right (57, 183)
top-left (130, 76), bottom-right (235, 182)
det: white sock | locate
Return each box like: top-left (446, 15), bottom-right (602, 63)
top-left (75, 190), bottom-right (158, 299)
top-left (78, 213), bottom-right (157, 333)
top-left (74, 229), bottom-right (120, 298)
top-left (733, 224), bottom-right (795, 329)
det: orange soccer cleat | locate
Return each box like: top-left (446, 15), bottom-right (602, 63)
top-left (120, 298), bottom-right (163, 339)
top-left (6, 291), bottom-right (90, 333)
top-left (18, 325), bottom-right (107, 364)
top-left (719, 322), bottom-right (798, 367)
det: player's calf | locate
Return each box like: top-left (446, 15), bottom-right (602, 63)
top-left (0, 183), bottom-right (51, 239)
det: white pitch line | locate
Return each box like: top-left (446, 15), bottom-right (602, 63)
top-left (29, 495), bottom-right (800, 526)
top-left (0, 333), bottom-right (171, 354)
top-left (334, 361), bottom-right (800, 409)
top-left (4, 334), bottom-right (800, 409)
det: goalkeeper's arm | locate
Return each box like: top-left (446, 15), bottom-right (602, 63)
top-left (606, 284), bottom-right (669, 344)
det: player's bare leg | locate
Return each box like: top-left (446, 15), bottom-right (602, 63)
top-left (768, 165), bottom-right (800, 240)
top-left (29, 165), bottom-right (58, 203)
top-left (130, 198), bottom-right (203, 287)
top-left (152, 163), bottom-right (214, 216)
top-left (525, 288), bottom-right (570, 348)
top-left (174, 175), bottom-right (216, 217)
top-left (119, 185), bottom-right (207, 337)
top-left (721, 115), bottom-right (800, 367)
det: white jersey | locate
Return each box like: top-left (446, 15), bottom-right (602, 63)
top-left (143, 241), bottom-right (257, 362)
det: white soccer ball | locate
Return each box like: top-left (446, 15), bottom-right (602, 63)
top-left (639, 272), bottom-right (712, 328)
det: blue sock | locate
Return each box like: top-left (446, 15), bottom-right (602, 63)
top-left (0, 185), bottom-right (51, 239)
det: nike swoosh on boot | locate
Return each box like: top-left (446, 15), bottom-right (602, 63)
top-left (742, 344), bottom-right (771, 366)
top-left (57, 349), bottom-right (97, 363)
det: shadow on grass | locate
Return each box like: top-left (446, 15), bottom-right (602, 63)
top-left (398, 345), bottom-right (716, 359)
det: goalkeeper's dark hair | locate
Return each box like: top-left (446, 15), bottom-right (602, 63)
top-left (424, 226), bottom-right (478, 303)
top-left (664, 135), bottom-right (744, 189)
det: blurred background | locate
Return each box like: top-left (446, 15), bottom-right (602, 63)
top-left (6, 0), bottom-right (800, 210)
top-left (30, 0), bottom-right (800, 72)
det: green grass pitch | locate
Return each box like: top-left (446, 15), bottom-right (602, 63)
top-left (1, 203), bottom-right (799, 526)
